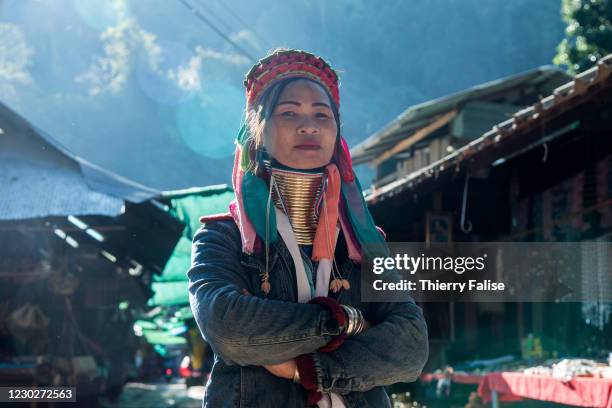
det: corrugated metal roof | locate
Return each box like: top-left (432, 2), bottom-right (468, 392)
top-left (0, 101), bottom-right (161, 220)
top-left (366, 55), bottom-right (612, 204)
top-left (0, 158), bottom-right (124, 220)
top-left (351, 66), bottom-right (571, 164)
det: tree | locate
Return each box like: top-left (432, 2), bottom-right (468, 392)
top-left (554, 0), bottom-right (612, 73)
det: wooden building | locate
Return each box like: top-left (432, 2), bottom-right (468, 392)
top-left (354, 56), bottom-right (612, 370)
top-left (352, 66), bottom-right (571, 190)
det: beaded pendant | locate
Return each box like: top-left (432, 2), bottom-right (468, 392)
top-left (261, 281), bottom-right (271, 295)
top-left (330, 278), bottom-right (350, 293)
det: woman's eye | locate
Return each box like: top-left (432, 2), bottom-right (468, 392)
top-left (316, 112), bottom-right (330, 119)
top-left (280, 111), bottom-right (296, 117)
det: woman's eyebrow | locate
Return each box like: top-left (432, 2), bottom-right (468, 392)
top-left (277, 100), bottom-right (331, 108)
top-left (277, 100), bottom-right (301, 107)
top-left (312, 102), bottom-right (331, 109)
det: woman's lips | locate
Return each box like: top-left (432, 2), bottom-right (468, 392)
top-left (294, 144), bottom-right (321, 150)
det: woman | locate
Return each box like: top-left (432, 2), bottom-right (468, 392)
top-left (189, 49), bottom-right (428, 408)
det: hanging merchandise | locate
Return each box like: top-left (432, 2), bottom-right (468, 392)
top-left (6, 303), bottom-right (50, 343)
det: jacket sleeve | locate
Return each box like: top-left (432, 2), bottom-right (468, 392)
top-left (187, 221), bottom-right (345, 367)
top-left (296, 294), bottom-right (428, 395)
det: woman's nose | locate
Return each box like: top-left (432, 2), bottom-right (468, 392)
top-left (297, 117), bottom-right (319, 134)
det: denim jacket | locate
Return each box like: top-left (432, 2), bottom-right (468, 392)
top-left (188, 219), bottom-right (429, 407)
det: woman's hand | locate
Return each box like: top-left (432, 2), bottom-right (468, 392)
top-left (262, 319), bottom-right (372, 382)
top-left (263, 359), bottom-right (297, 380)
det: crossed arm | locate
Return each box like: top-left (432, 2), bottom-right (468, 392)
top-left (188, 221), bottom-right (429, 394)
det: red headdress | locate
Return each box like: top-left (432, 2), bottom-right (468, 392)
top-left (245, 49), bottom-right (340, 111)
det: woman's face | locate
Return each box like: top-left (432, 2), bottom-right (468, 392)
top-left (264, 79), bottom-right (338, 169)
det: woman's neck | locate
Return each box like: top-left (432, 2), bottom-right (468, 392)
top-left (268, 159), bottom-right (325, 245)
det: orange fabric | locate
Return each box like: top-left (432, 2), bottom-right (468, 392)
top-left (312, 164), bottom-right (340, 261)
top-left (199, 212), bottom-right (233, 224)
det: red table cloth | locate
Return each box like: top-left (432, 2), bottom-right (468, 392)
top-left (478, 372), bottom-right (612, 407)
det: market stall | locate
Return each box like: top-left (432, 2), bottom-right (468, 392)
top-left (478, 359), bottom-right (612, 407)
top-left (420, 356), bottom-right (612, 407)
top-left (0, 100), bottom-right (184, 403)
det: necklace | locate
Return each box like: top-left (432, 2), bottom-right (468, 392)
top-left (269, 164), bottom-right (324, 245)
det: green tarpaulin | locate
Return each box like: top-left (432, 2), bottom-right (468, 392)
top-left (142, 330), bottom-right (187, 346)
top-left (149, 185), bottom-right (234, 307)
top-left (134, 320), bottom-right (157, 331)
top-left (164, 185), bottom-right (234, 241)
top-left (150, 280), bottom-right (190, 307)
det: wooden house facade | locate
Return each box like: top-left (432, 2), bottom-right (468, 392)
top-left (354, 56), bottom-right (612, 371)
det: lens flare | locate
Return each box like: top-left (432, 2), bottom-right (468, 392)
top-left (175, 81), bottom-right (243, 159)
